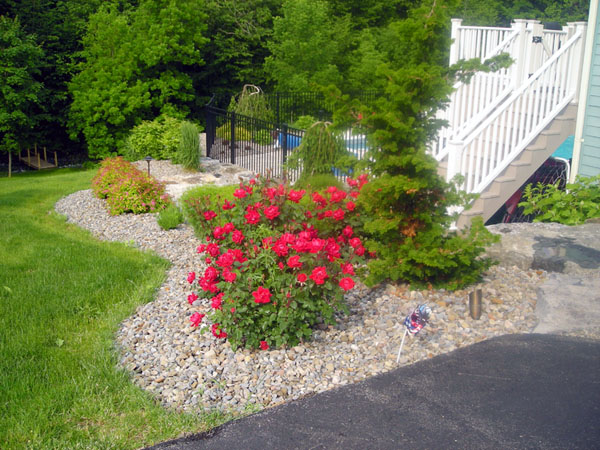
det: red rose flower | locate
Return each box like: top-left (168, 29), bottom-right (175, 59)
top-left (222, 269), bottom-right (237, 283)
top-left (190, 312), bottom-right (205, 327)
top-left (187, 272), bottom-right (196, 284)
top-left (213, 226), bottom-right (225, 239)
top-left (211, 293), bottom-right (223, 310)
top-left (309, 266), bottom-right (328, 285)
top-left (309, 238), bottom-right (325, 253)
top-left (206, 243), bottom-right (220, 257)
top-left (223, 222), bottom-right (235, 233)
top-left (216, 251), bottom-right (235, 268)
top-left (203, 210), bottom-right (217, 221)
top-left (330, 190), bottom-right (347, 203)
top-left (355, 245), bottom-right (365, 256)
top-left (222, 199), bottom-right (236, 210)
top-left (346, 201), bottom-right (356, 211)
top-left (342, 226), bottom-right (353, 237)
top-left (272, 241), bottom-right (289, 257)
top-left (339, 277), bottom-right (355, 291)
top-left (349, 237), bottom-right (362, 248)
top-left (287, 255), bottom-right (303, 268)
top-left (260, 340), bottom-right (269, 350)
top-left (245, 208), bottom-right (260, 224)
top-left (288, 189), bottom-right (306, 203)
top-left (333, 209), bottom-right (345, 221)
top-left (341, 262), bottom-right (355, 275)
top-left (211, 323), bottom-right (227, 338)
top-left (297, 273), bottom-right (307, 283)
top-left (197, 244), bottom-right (206, 253)
top-left (252, 286), bottom-right (272, 304)
top-left (232, 229), bottom-right (245, 244)
top-left (187, 292), bottom-right (198, 305)
top-left (199, 277), bottom-right (219, 293)
top-left (312, 192), bottom-right (327, 207)
top-left (233, 188), bottom-right (247, 199)
top-left (204, 266), bottom-right (218, 281)
top-left (264, 205), bottom-right (280, 220)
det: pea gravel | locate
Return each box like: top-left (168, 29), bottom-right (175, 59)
top-left (55, 159), bottom-right (549, 416)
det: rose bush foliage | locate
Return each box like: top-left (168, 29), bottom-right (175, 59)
top-left (185, 175), bottom-right (369, 350)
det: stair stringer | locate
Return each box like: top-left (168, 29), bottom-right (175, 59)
top-left (456, 103), bottom-right (577, 228)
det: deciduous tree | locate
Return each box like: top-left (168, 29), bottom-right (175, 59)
top-left (0, 16), bottom-right (44, 175)
top-left (68, 0), bottom-right (208, 159)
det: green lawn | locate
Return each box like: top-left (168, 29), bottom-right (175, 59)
top-left (0, 169), bottom-right (225, 449)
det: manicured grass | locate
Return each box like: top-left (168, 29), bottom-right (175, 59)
top-left (0, 169), bottom-right (228, 449)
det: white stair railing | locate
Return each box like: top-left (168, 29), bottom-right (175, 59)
top-left (446, 25), bottom-right (586, 195)
top-left (432, 20), bottom-right (526, 162)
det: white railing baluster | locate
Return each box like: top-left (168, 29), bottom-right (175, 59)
top-left (449, 28), bottom-right (583, 196)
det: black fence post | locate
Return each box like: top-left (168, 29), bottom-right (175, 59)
top-left (281, 123), bottom-right (288, 169)
top-left (205, 107), bottom-right (214, 158)
top-left (230, 111), bottom-right (236, 164)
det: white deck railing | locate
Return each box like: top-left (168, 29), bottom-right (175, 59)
top-left (431, 19), bottom-right (586, 197)
top-left (432, 28), bottom-right (519, 161)
top-left (446, 26), bottom-right (586, 194)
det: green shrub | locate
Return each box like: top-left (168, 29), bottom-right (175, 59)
top-left (216, 125), bottom-right (251, 141)
top-left (91, 156), bottom-right (139, 199)
top-left (180, 185), bottom-right (237, 237)
top-left (178, 122), bottom-right (201, 170)
top-left (157, 203), bottom-right (184, 230)
top-left (215, 125), bottom-right (273, 146)
top-left (519, 175), bottom-right (600, 225)
top-left (293, 173), bottom-right (344, 192)
top-left (285, 121), bottom-right (349, 182)
top-left (229, 84), bottom-right (274, 123)
top-left (292, 115), bottom-right (317, 130)
top-left (91, 157), bottom-right (171, 215)
top-left (122, 116), bottom-right (183, 161)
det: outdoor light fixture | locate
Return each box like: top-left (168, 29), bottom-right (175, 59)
top-left (144, 155), bottom-right (153, 176)
top-left (469, 289), bottom-right (482, 320)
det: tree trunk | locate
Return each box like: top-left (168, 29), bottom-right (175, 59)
top-left (8, 151), bottom-right (12, 178)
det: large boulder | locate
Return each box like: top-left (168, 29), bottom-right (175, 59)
top-left (485, 222), bottom-right (600, 277)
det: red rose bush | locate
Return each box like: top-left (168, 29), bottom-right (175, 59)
top-left (186, 175), bottom-right (369, 350)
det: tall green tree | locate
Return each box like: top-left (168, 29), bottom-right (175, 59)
top-left (69, 0), bottom-right (208, 159)
top-left (264, 0), bottom-right (351, 92)
top-left (332, 0), bottom-right (499, 289)
top-left (0, 15), bottom-right (44, 175)
top-left (455, 0), bottom-right (589, 26)
top-left (195, 0), bottom-right (280, 100)
top-left (0, 0), bottom-right (103, 161)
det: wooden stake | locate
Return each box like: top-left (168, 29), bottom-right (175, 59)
top-left (44, 146), bottom-right (47, 161)
top-left (8, 151), bottom-right (12, 178)
top-left (54, 152), bottom-right (57, 167)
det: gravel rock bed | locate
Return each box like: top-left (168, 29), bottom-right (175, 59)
top-left (55, 160), bottom-right (549, 416)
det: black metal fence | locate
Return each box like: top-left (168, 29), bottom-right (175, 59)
top-left (205, 91), bottom-right (377, 181)
top-left (205, 106), bottom-right (305, 181)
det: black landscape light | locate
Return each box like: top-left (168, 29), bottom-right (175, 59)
top-left (144, 155), bottom-right (153, 176)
